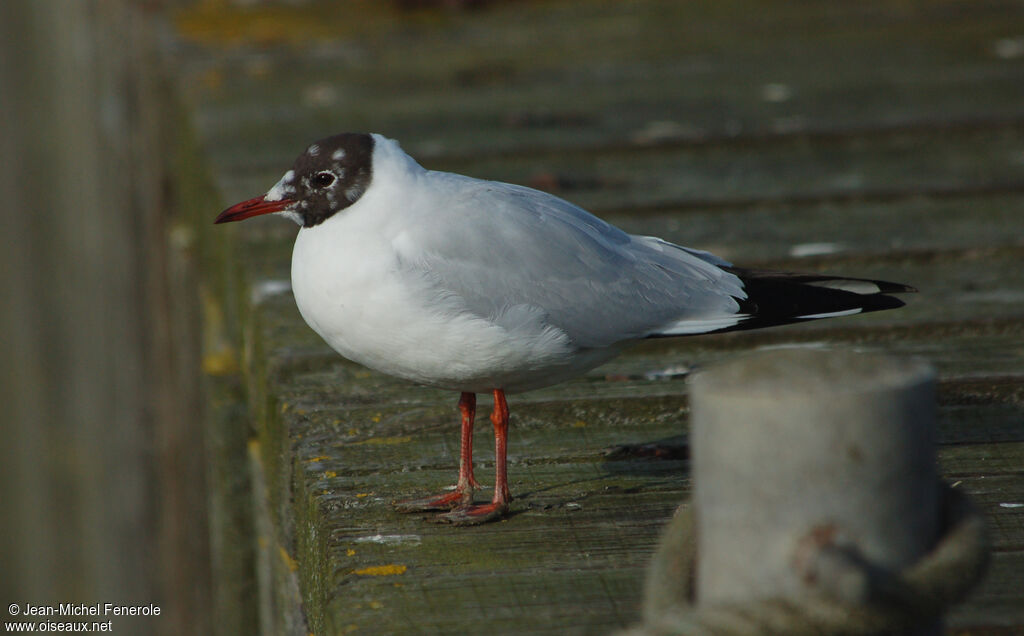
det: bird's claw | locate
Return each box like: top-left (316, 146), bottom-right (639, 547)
top-left (393, 490), bottom-right (470, 513)
top-left (431, 502), bottom-right (510, 526)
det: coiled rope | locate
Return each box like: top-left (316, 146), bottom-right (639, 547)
top-left (621, 482), bottom-right (989, 636)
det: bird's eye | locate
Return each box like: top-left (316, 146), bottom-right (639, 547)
top-left (313, 171), bottom-right (336, 188)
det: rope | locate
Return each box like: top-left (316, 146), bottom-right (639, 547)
top-left (620, 482), bottom-right (989, 636)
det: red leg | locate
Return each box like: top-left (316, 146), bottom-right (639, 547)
top-left (394, 392), bottom-right (479, 512)
top-left (436, 389), bottom-right (512, 525)
top-left (490, 389), bottom-right (511, 506)
top-left (456, 392), bottom-right (481, 498)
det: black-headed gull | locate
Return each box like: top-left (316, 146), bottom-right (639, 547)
top-left (216, 133), bottom-right (914, 524)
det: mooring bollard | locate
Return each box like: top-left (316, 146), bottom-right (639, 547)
top-left (693, 348), bottom-right (938, 604)
top-left (623, 347), bottom-right (989, 636)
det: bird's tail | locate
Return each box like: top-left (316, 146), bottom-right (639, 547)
top-left (717, 267), bottom-right (916, 333)
top-left (648, 267), bottom-right (916, 338)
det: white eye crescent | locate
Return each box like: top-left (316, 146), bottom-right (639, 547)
top-left (313, 171), bottom-right (336, 188)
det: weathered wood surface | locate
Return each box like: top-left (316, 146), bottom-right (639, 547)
top-left (173, 1), bottom-right (1024, 633)
top-left (3, 3), bottom-right (212, 634)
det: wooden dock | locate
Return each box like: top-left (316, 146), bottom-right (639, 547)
top-left (175, 1), bottom-right (1024, 633)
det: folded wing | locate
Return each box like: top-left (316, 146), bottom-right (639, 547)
top-left (397, 174), bottom-right (913, 348)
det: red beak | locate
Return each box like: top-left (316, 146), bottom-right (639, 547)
top-left (215, 196), bottom-right (294, 224)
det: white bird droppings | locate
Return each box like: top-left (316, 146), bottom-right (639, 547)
top-left (251, 279), bottom-right (292, 305)
top-left (353, 534), bottom-right (422, 545)
top-left (790, 242), bottom-right (845, 257)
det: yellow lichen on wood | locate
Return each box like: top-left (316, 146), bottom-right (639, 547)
top-left (174, 4), bottom-right (369, 47)
top-left (278, 546), bottom-right (299, 573)
top-left (354, 564), bottom-right (407, 576)
top-left (202, 347), bottom-right (238, 376)
top-left (349, 435), bottom-right (412, 446)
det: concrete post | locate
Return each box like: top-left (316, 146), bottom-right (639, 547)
top-left (689, 348), bottom-right (939, 629)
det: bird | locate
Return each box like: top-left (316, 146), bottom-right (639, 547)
top-left (216, 132), bottom-right (915, 525)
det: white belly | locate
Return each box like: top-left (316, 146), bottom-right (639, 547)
top-left (290, 223), bottom-right (618, 393)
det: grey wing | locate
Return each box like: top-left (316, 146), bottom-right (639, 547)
top-left (397, 176), bottom-right (747, 348)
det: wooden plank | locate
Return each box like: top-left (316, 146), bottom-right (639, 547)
top-left (428, 126), bottom-right (1024, 212)
top-left (264, 309), bottom-right (1024, 633)
top-left (179, 0), bottom-right (1024, 632)
top-left (603, 194), bottom-right (1024, 264)
top-left (279, 383), bottom-right (1023, 634)
top-left (182, 0), bottom-right (1024, 163)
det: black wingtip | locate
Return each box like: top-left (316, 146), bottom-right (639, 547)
top-left (716, 267), bottom-right (915, 334)
top-left (858, 292), bottom-right (907, 312)
top-left (643, 266), bottom-right (915, 339)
